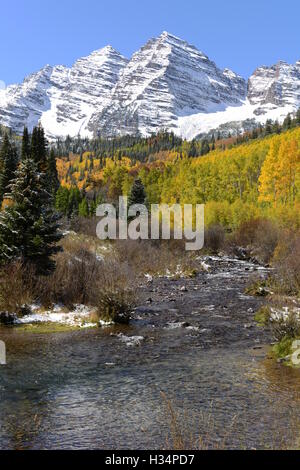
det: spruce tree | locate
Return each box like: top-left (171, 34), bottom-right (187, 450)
top-left (200, 139), bottom-right (210, 156)
top-left (0, 134), bottom-right (17, 203)
top-left (0, 158), bottom-right (62, 274)
top-left (21, 126), bottom-right (31, 160)
top-left (78, 198), bottom-right (89, 217)
top-left (47, 148), bottom-right (60, 195)
top-left (128, 178), bottom-right (146, 206)
top-left (31, 125), bottom-right (47, 171)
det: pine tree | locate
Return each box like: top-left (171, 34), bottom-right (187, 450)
top-left (31, 125), bottom-right (47, 171)
top-left (21, 126), bottom-right (31, 160)
top-left (0, 134), bottom-right (17, 203)
top-left (47, 148), bottom-right (60, 195)
top-left (55, 186), bottom-right (70, 215)
top-left (78, 198), bottom-right (89, 217)
top-left (200, 139), bottom-right (210, 156)
top-left (0, 159), bottom-right (62, 273)
top-left (283, 113), bottom-right (292, 130)
top-left (128, 178), bottom-right (146, 206)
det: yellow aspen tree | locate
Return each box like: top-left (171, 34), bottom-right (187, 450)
top-left (277, 138), bottom-right (300, 204)
top-left (258, 137), bottom-right (281, 204)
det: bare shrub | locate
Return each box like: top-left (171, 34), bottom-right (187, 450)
top-left (69, 216), bottom-right (99, 238)
top-left (0, 261), bottom-right (35, 314)
top-left (36, 248), bottom-right (101, 308)
top-left (272, 231), bottom-right (300, 296)
top-left (232, 218), bottom-right (280, 263)
top-left (254, 219), bottom-right (280, 264)
top-left (271, 312), bottom-right (300, 342)
top-left (204, 224), bottom-right (225, 253)
top-left (114, 238), bottom-right (197, 277)
top-left (93, 259), bottom-right (138, 324)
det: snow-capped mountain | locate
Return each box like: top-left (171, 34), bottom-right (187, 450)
top-left (0, 46), bottom-right (128, 137)
top-left (0, 32), bottom-right (299, 140)
top-left (88, 32), bottom-right (247, 136)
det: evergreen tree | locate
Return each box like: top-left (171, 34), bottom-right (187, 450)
top-left (31, 125), bottom-right (47, 171)
top-left (47, 148), bottom-right (60, 195)
top-left (67, 187), bottom-right (81, 218)
top-left (200, 139), bottom-right (210, 156)
top-left (21, 126), bottom-right (31, 160)
top-left (283, 113), bottom-right (292, 130)
top-left (128, 178), bottom-right (146, 206)
top-left (0, 158), bottom-right (62, 273)
top-left (0, 134), bottom-right (17, 203)
top-left (55, 186), bottom-right (70, 215)
top-left (78, 198), bottom-right (89, 217)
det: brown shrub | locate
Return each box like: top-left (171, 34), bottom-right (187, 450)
top-left (232, 218), bottom-right (280, 263)
top-left (93, 259), bottom-right (138, 324)
top-left (0, 261), bottom-right (35, 314)
top-left (204, 224), bottom-right (225, 253)
top-left (113, 238), bottom-right (197, 277)
top-left (272, 231), bottom-right (300, 295)
top-left (36, 247), bottom-right (101, 308)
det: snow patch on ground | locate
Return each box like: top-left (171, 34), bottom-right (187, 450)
top-left (16, 304), bottom-right (98, 328)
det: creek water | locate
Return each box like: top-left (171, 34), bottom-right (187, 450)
top-left (1, 256), bottom-right (300, 449)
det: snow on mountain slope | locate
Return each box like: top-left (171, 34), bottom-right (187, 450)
top-left (0, 33), bottom-right (300, 140)
top-left (176, 101), bottom-right (296, 140)
top-left (248, 60), bottom-right (300, 110)
top-left (0, 46), bottom-right (128, 137)
top-left (89, 32), bottom-right (247, 137)
top-left (176, 60), bottom-right (300, 140)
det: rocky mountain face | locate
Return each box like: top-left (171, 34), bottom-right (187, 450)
top-left (0, 46), bottom-right (128, 137)
top-left (88, 32), bottom-right (247, 136)
top-left (0, 32), bottom-right (299, 140)
top-left (248, 60), bottom-right (300, 115)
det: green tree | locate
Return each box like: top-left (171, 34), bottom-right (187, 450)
top-left (128, 178), bottom-right (146, 206)
top-left (55, 186), bottom-right (70, 215)
top-left (0, 134), bottom-right (17, 203)
top-left (31, 125), bottom-right (47, 171)
top-left (47, 148), bottom-right (60, 195)
top-left (200, 139), bottom-right (210, 156)
top-left (78, 198), bottom-right (89, 217)
top-left (0, 158), bottom-right (61, 273)
top-left (21, 126), bottom-right (31, 160)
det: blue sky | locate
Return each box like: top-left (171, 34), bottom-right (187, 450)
top-left (1, 0), bottom-right (299, 85)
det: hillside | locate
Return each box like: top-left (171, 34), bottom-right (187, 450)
top-left (55, 126), bottom-right (300, 228)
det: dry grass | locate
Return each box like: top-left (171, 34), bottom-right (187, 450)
top-left (113, 238), bottom-right (198, 278)
top-left (93, 259), bottom-right (138, 323)
top-left (0, 261), bottom-right (35, 315)
top-left (204, 224), bottom-right (225, 254)
top-left (161, 393), bottom-right (237, 450)
top-left (232, 218), bottom-right (280, 264)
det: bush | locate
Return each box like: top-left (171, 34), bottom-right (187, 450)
top-left (0, 261), bottom-right (35, 314)
top-left (93, 260), bottom-right (138, 324)
top-left (272, 231), bottom-right (300, 295)
top-left (271, 312), bottom-right (300, 342)
top-left (36, 247), bottom-right (101, 308)
top-left (233, 218), bottom-right (280, 263)
top-left (204, 224), bottom-right (225, 253)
